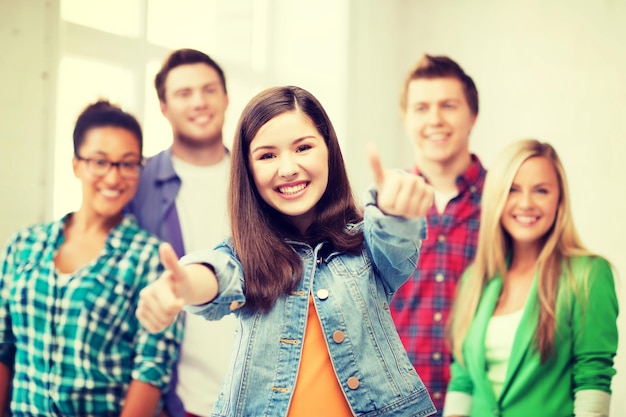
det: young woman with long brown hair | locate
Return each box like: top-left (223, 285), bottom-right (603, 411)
top-left (136, 85), bottom-right (437, 417)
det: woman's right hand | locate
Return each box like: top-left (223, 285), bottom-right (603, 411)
top-left (136, 242), bottom-right (188, 333)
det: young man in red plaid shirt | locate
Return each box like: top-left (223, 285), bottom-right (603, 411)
top-left (390, 55), bottom-right (486, 417)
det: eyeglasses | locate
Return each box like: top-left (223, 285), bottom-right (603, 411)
top-left (76, 155), bottom-right (144, 179)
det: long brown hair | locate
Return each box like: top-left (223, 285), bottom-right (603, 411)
top-left (448, 139), bottom-right (593, 363)
top-left (229, 86), bottom-right (363, 311)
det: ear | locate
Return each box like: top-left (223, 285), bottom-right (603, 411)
top-left (160, 100), bottom-right (168, 117)
top-left (469, 113), bottom-right (478, 129)
top-left (72, 156), bottom-right (80, 178)
top-left (400, 111), bottom-right (406, 123)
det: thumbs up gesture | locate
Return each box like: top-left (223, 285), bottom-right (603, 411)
top-left (136, 242), bottom-right (190, 333)
top-left (367, 143), bottom-right (433, 218)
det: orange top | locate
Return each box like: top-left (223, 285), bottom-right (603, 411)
top-left (287, 297), bottom-right (354, 417)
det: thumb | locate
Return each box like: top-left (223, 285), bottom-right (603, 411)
top-left (159, 242), bottom-right (185, 295)
top-left (366, 143), bottom-right (385, 187)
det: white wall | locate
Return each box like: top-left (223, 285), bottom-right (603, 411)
top-left (0, 0), bottom-right (57, 245)
top-left (266, 0), bottom-right (349, 150)
top-left (345, 1), bottom-right (405, 197)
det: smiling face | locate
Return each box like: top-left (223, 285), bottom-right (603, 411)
top-left (73, 126), bottom-right (142, 220)
top-left (160, 62), bottom-right (229, 148)
top-left (501, 156), bottom-right (561, 255)
top-left (249, 109), bottom-right (329, 234)
top-left (403, 77), bottom-right (476, 170)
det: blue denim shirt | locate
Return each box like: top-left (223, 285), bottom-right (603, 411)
top-left (182, 188), bottom-right (436, 417)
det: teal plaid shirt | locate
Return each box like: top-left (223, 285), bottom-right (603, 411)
top-left (0, 214), bottom-right (182, 416)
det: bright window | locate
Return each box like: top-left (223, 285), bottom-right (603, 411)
top-left (53, 56), bottom-right (135, 217)
top-left (143, 59), bottom-right (172, 158)
top-left (61, 0), bottom-right (143, 38)
top-left (53, 0), bottom-right (266, 218)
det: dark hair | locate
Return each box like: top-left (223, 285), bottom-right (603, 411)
top-left (400, 54), bottom-right (479, 116)
top-left (72, 99), bottom-right (143, 156)
top-left (154, 48), bottom-right (227, 102)
top-left (230, 86), bottom-right (364, 311)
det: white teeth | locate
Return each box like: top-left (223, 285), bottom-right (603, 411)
top-left (279, 183), bottom-right (307, 195)
top-left (426, 133), bottom-right (448, 141)
top-left (193, 115), bottom-right (210, 124)
top-left (516, 215), bottom-right (537, 224)
top-left (100, 189), bottom-right (121, 197)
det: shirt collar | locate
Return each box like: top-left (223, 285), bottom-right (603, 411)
top-left (154, 147), bottom-right (179, 183)
top-left (413, 154), bottom-right (485, 195)
top-left (154, 146), bottom-right (231, 183)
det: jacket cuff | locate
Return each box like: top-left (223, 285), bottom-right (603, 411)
top-left (363, 184), bottom-right (427, 240)
top-left (180, 249), bottom-right (246, 320)
top-left (574, 389), bottom-right (611, 417)
top-left (442, 391), bottom-right (472, 416)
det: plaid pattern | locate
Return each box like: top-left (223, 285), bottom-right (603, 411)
top-left (0, 214), bottom-right (182, 416)
top-left (390, 155), bottom-right (485, 416)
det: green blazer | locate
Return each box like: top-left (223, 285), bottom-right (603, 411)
top-left (448, 256), bottom-right (618, 417)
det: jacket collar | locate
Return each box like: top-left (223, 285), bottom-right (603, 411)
top-left (154, 146), bottom-right (232, 183)
top-left (153, 147), bottom-right (179, 184)
top-left (465, 270), bottom-right (539, 404)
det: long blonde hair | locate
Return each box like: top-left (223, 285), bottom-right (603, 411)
top-left (448, 139), bottom-right (592, 363)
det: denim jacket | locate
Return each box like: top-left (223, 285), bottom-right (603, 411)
top-left (182, 188), bottom-right (436, 417)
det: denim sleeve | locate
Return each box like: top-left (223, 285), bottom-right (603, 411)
top-left (362, 184), bottom-right (427, 294)
top-left (180, 245), bottom-right (246, 321)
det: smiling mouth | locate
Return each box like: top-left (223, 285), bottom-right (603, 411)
top-left (278, 182), bottom-right (308, 195)
top-left (100, 188), bottom-right (123, 197)
top-left (191, 114), bottom-right (212, 124)
top-left (425, 133), bottom-right (449, 141)
top-left (514, 215), bottom-right (539, 225)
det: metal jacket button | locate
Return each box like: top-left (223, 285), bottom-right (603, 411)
top-left (332, 330), bottom-right (345, 343)
top-left (347, 377), bottom-right (360, 390)
top-left (316, 288), bottom-right (329, 300)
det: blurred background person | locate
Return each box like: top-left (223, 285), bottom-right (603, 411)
top-left (444, 139), bottom-right (618, 417)
top-left (390, 54), bottom-right (486, 416)
top-left (0, 99), bottom-right (181, 416)
top-left (127, 49), bottom-right (235, 417)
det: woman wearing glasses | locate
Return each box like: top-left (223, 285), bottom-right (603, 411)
top-left (0, 100), bottom-right (182, 416)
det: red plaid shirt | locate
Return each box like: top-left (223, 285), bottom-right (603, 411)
top-left (390, 155), bottom-right (485, 415)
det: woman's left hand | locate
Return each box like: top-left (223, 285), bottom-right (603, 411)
top-left (367, 143), bottom-right (434, 218)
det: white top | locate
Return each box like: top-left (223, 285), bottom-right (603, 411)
top-left (444, 314), bottom-right (612, 416)
top-left (56, 272), bottom-right (72, 286)
top-left (485, 308), bottom-right (524, 399)
top-left (172, 155), bottom-right (236, 415)
top-left (433, 189), bottom-right (458, 213)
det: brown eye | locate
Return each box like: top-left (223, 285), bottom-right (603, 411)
top-left (93, 159), bottom-right (110, 168)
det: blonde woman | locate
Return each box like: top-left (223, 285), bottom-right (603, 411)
top-left (443, 139), bottom-right (618, 417)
